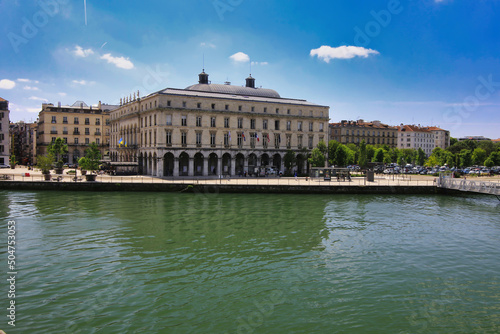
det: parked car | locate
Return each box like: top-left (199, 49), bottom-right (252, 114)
top-left (0, 163), bottom-right (10, 169)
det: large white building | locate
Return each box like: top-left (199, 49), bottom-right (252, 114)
top-left (0, 97), bottom-right (10, 165)
top-left (398, 125), bottom-right (435, 156)
top-left (110, 71), bottom-right (330, 177)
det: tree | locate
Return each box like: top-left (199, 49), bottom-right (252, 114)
top-left (373, 148), bottom-right (385, 163)
top-left (459, 149), bottom-right (472, 168)
top-left (308, 148), bottom-right (325, 167)
top-left (317, 141), bottom-right (327, 155)
top-left (416, 148), bottom-right (426, 166)
top-left (425, 155), bottom-right (439, 167)
top-left (484, 157), bottom-right (495, 168)
top-left (450, 137), bottom-right (458, 146)
top-left (82, 142), bottom-right (101, 173)
top-left (447, 141), bottom-right (468, 155)
top-left (48, 137), bottom-right (68, 167)
top-left (36, 154), bottom-right (54, 174)
top-left (471, 148), bottom-right (487, 166)
top-left (358, 140), bottom-right (367, 169)
top-left (335, 145), bottom-right (349, 167)
top-left (487, 151), bottom-right (500, 165)
top-left (328, 140), bottom-right (341, 166)
top-left (283, 150), bottom-right (296, 172)
top-left (366, 145), bottom-right (376, 162)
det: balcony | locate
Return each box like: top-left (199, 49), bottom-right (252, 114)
top-left (50, 131), bottom-right (58, 134)
top-left (73, 131), bottom-right (80, 135)
top-left (63, 131), bottom-right (68, 135)
top-left (94, 132), bottom-right (101, 136)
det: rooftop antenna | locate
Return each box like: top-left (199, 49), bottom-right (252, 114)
top-left (203, 54), bottom-right (205, 72)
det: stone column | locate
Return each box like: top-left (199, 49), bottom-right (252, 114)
top-left (188, 157), bottom-right (194, 177)
top-left (157, 157), bottom-right (163, 177)
top-left (230, 156), bottom-right (236, 176)
top-left (203, 157), bottom-right (209, 176)
top-left (217, 154), bottom-right (222, 176)
top-left (173, 157), bottom-right (179, 177)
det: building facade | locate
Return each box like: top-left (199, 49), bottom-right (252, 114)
top-left (427, 127), bottom-right (450, 150)
top-left (329, 119), bottom-right (398, 147)
top-left (398, 125), bottom-right (435, 156)
top-left (0, 97), bottom-right (10, 165)
top-left (110, 71), bottom-right (330, 177)
top-left (36, 101), bottom-right (117, 163)
top-left (9, 121), bottom-right (36, 165)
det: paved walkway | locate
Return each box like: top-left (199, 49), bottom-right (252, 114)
top-left (1, 166), bottom-right (499, 187)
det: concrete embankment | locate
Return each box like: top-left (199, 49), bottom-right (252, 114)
top-left (0, 181), bottom-right (438, 194)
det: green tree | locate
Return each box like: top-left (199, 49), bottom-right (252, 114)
top-left (372, 148), bottom-right (385, 163)
top-left (471, 148), bottom-right (487, 165)
top-left (449, 137), bottom-right (458, 146)
top-left (48, 137), bottom-right (68, 167)
top-left (484, 157), bottom-right (495, 168)
top-left (284, 150), bottom-right (296, 172)
top-left (308, 148), bottom-right (325, 167)
top-left (459, 149), bottom-right (472, 168)
top-left (328, 140), bottom-right (341, 166)
top-left (358, 140), bottom-right (367, 169)
top-left (335, 145), bottom-right (349, 167)
top-left (416, 148), bottom-right (426, 166)
top-left (447, 141), bottom-right (468, 155)
top-left (317, 141), bottom-right (327, 155)
top-left (366, 145), bottom-right (376, 162)
top-left (82, 142), bottom-right (101, 173)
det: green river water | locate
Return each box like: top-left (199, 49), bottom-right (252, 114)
top-left (0, 190), bottom-right (499, 333)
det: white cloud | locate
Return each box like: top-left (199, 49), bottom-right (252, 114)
top-left (29, 96), bottom-right (48, 102)
top-left (72, 80), bottom-right (87, 85)
top-left (200, 42), bottom-right (216, 49)
top-left (0, 79), bottom-right (16, 89)
top-left (17, 78), bottom-right (30, 82)
top-left (27, 108), bottom-right (41, 113)
top-left (230, 52), bottom-right (250, 63)
top-left (100, 53), bottom-right (134, 70)
top-left (58, 92), bottom-right (67, 97)
top-left (72, 45), bottom-right (95, 58)
top-left (310, 45), bottom-right (379, 63)
top-left (23, 86), bottom-right (39, 91)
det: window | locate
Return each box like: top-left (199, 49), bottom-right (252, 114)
top-left (251, 106), bottom-right (255, 112)
top-left (224, 132), bottom-right (230, 146)
top-left (250, 132), bottom-right (256, 148)
top-left (238, 105), bottom-right (242, 111)
top-left (181, 116), bottom-right (187, 126)
top-left (224, 117), bottom-right (230, 128)
top-left (85, 128), bottom-right (90, 135)
top-left (275, 120), bottom-right (280, 130)
top-left (196, 131), bottom-right (202, 146)
top-left (181, 132), bottom-right (187, 146)
top-left (63, 116), bottom-right (68, 124)
top-left (211, 117), bottom-right (216, 127)
top-left (182, 101), bottom-right (186, 108)
top-left (274, 134), bottom-right (280, 149)
top-left (286, 134), bottom-right (291, 149)
top-left (85, 138), bottom-right (90, 144)
top-left (73, 127), bottom-right (80, 135)
top-left (51, 116), bottom-right (56, 123)
top-left (196, 116), bottom-right (202, 127)
top-left (308, 135), bottom-right (314, 149)
top-left (212, 104), bottom-right (216, 110)
top-left (197, 103), bottom-right (201, 109)
top-left (166, 130), bottom-right (172, 146)
top-left (167, 100), bottom-right (171, 107)
top-left (298, 121), bottom-right (302, 131)
top-left (85, 118), bottom-right (90, 125)
top-left (287, 109), bottom-right (291, 115)
top-left (51, 126), bottom-right (57, 134)
top-left (238, 118), bottom-right (243, 129)
top-left (250, 119), bottom-right (256, 129)
top-left (286, 121), bottom-right (291, 131)
top-left (154, 115), bottom-right (157, 126)
top-left (63, 127), bottom-right (68, 135)
top-left (96, 118), bottom-right (100, 125)
top-left (263, 133), bottom-right (268, 149)
top-left (264, 107), bottom-right (267, 113)
top-left (166, 115), bottom-right (172, 126)
top-left (210, 132), bottom-right (216, 147)
top-left (96, 138), bottom-right (100, 145)
top-left (149, 116), bottom-right (152, 127)
top-left (263, 119), bottom-right (268, 130)
top-left (74, 117), bottom-right (79, 124)
top-left (298, 135), bottom-right (303, 149)
top-left (319, 123), bottom-right (324, 132)
top-left (237, 133), bottom-right (243, 148)
top-left (276, 108), bottom-right (279, 114)
top-left (225, 104), bottom-right (229, 110)
top-left (74, 138), bottom-right (79, 144)
top-left (309, 122), bottom-right (313, 132)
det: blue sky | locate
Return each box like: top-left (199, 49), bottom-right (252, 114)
top-left (1, 0), bottom-right (500, 139)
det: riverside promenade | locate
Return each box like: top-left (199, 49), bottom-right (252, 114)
top-left (1, 166), bottom-right (499, 194)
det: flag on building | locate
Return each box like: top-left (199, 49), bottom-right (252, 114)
top-left (242, 132), bottom-right (246, 141)
top-left (229, 131), bottom-right (231, 141)
top-left (256, 133), bottom-right (260, 142)
top-left (267, 134), bottom-right (270, 142)
top-left (118, 138), bottom-right (124, 146)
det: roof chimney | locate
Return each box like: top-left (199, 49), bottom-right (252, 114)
top-left (245, 75), bottom-right (255, 88)
top-left (198, 70), bottom-right (209, 84)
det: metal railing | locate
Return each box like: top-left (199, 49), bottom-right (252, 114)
top-left (438, 177), bottom-right (500, 195)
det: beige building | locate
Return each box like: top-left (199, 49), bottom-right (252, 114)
top-left (110, 71), bottom-right (330, 176)
top-left (0, 97), bottom-right (10, 165)
top-left (427, 126), bottom-right (450, 150)
top-left (329, 119), bottom-right (398, 147)
top-left (398, 125), bottom-right (435, 156)
top-left (36, 101), bottom-right (118, 163)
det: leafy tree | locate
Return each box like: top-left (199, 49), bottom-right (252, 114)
top-left (487, 151), bottom-right (500, 165)
top-left (308, 148), bottom-right (325, 167)
top-left (463, 139), bottom-right (477, 151)
top-left (48, 137), bottom-right (68, 167)
top-left (444, 151), bottom-right (455, 167)
top-left (459, 149), bottom-right (472, 168)
top-left (36, 154), bottom-right (54, 174)
top-left (328, 141), bottom-right (341, 166)
top-left (416, 148), bottom-right (426, 166)
top-left (317, 141), bottom-right (327, 155)
top-left (484, 157), bottom-right (495, 168)
top-left (373, 148), bottom-right (385, 163)
top-left (425, 155), bottom-right (439, 167)
top-left (388, 148), bottom-right (399, 163)
top-left (477, 141), bottom-right (495, 156)
top-left (358, 140), bottom-right (367, 169)
top-left (346, 147), bottom-right (356, 165)
top-left (82, 142), bottom-right (101, 173)
top-left (447, 141), bottom-right (468, 155)
top-left (366, 145), bottom-right (376, 162)
top-left (284, 150), bottom-right (296, 172)
top-left (471, 148), bottom-right (487, 165)
top-left (346, 143), bottom-right (359, 164)
top-left (450, 137), bottom-right (458, 146)
top-left (335, 145), bottom-right (349, 167)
